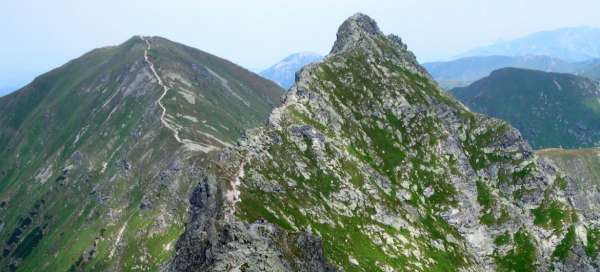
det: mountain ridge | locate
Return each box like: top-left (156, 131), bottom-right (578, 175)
top-left (457, 26), bottom-right (600, 61)
top-left (0, 35), bottom-right (283, 271)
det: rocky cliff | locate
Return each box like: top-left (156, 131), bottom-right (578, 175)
top-left (172, 14), bottom-right (600, 271)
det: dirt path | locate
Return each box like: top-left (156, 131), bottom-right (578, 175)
top-left (141, 36), bottom-right (184, 144)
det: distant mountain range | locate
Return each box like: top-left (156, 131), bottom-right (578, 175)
top-left (259, 52), bottom-right (323, 89)
top-left (457, 26), bottom-right (600, 61)
top-left (452, 67), bottom-right (600, 149)
top-left (424, 55), bottom-right (600, 89)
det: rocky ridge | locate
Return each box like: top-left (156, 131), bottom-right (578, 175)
top-left (172, 13), bottom-right (600, 271)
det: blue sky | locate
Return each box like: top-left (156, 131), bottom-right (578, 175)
top-left (2, 0), bottom-right (600, 94)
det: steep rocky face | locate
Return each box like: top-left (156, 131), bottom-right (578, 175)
top-left (174, 14), bottom-right (600, 271)
top-left (452, 68), bottom-right (600, 149)
top-left (0, 36), bottom-right (282, 271)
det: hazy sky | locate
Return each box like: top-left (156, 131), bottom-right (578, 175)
top-left (2, 0), bottom-right (600, 93)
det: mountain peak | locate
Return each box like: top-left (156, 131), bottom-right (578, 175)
top-left (331, 13), bottom-right (383, 54)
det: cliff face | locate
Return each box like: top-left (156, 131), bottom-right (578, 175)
top-left (172, 14), bottom-right (600, 271)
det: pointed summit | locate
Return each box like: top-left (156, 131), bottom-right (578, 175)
top-left (331, 13), bottom-right (383, 54)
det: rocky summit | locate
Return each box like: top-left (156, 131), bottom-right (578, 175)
top-left (171, 14), bottom-right (600, 271)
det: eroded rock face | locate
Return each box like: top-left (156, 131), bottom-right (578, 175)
top-left (173, 14), bottom-right (600, 271)
top-left (171, 175), bottom-right (335, 272)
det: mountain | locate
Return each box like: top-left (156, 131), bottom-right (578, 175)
top-left (172, 14), bottom-right (600, 271)
top-left (0, 36), bottom-right (283, 271)
top-left (457, 26), bottom-right (600, 61)
top-left (452, 68), bottom-right (600, 149)
top-left (423, 55), bottom-right (599, 89)
top-left (260, 52), bottom-right (324, 89)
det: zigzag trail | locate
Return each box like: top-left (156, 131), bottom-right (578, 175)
top-left (141, 36), bottom-right (184, 145)
top-left (142, 36), bottom-right (241, 211)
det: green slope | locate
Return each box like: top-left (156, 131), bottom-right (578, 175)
top-left (452, 68), bottom-right (600, 149)
top-left (0, 36), bottom-right (282, 271)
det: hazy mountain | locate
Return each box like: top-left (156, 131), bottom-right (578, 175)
top-left (0, 36), bottom-right (282, 270)
top-left (457, 26), bottom-right (600, 61)
top-left (583, 61), bottom-right (600, 80)
top-left (423, 55), bottom-right (599, 89)
top-left (452, 68), bottom-right (600, 149)
top-left (172, 14), bottom-right (600, 271)
top-left (260, 52), bottom-right (323, 89)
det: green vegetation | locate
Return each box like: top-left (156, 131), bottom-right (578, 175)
top-left (585, 227), bottom-right (600, 258)
top-left (495, 229), bottom-right (537, 272)
top-left (494, 232), bottom-right (511, 247)
top-left (532, 200), bottom-right (573, 232)
top-left (476, 180), bottom-right (494, 209)
top-left (553, 225), bottom-right (576, 261)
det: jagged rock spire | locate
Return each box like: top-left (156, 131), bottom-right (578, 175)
top-left (331, 13), bottom-right (383, 54)
top-left (329, 13), bottom-right (428, 78)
